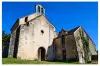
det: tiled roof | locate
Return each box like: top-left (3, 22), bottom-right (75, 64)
top-left (68, 26), bottom-right (80, 35)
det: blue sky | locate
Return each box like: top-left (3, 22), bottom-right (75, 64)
top-left (2, 2), bottom-right (98, 50)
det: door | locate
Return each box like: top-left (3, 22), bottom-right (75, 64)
top-left (38, 47), bottom-right (45, 61)
top-left (63, 50), bottom-right (66, 61)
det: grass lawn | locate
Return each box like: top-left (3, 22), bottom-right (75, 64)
top-left (2, 58), bottom-right (98, 64)
top-left (2, 58), bottom-right (79, 64)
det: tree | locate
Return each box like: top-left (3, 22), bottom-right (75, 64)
top-left (2, 30), bottom-right (10, 51)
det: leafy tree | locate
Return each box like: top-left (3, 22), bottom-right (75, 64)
top-left (2, 30), bottom-right (10, 51)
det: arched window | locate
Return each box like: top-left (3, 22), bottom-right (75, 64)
top-left (38, 6), bottom-right (40, 13)
top-left (41, 8), bottom-right (44, 14)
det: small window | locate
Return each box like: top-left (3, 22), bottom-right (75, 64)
top-left (62, 35), bottom-right (65, 48)
top-left (38, 6), bottom-right (40, 13)
top-left (41, 8), bottom-right (44, 14)
top-left (41, 30), bottom-right (44, 34)
top-left (25, 16), bottom-right (28, 22)
top-left (62, 35), bottom-right (65, 44)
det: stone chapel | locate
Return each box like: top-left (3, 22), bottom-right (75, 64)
top-left (3, 4), bottom-right (97, 63)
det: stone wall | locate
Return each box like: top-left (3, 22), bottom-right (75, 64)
top-left (54, 37), bottom-right (63, 60)
top-left (17, 14), bottom-right (55, 60)
top-left (65, 34), bottom-right (78, 61)
top-left (8, 29), bottom-right (17, 57)
top-left (89, 39), bottom-right (97, 55)
top-left (54, 34), bottom-right (78, 61)
top-left (74, 27), bottom-right (88, 63)
top-left (74, 26), bottom-right (97, 63)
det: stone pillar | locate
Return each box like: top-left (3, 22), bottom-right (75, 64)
top-left (88, 52), bottom-right (92, 61)
top-left (78, 51), bottom-right (85, 64)
top-left (8, 32), bottom-right (16, 57)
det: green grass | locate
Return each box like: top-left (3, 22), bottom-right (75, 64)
top-left (2, 58), bottom-right (98, 64)
top-left (2, 58), bottom-right (79, 64)
top-left (89, 60), bottom-right (98, 64)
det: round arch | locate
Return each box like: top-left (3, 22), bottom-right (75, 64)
top-left (38, 47), bottom-right (46, 61)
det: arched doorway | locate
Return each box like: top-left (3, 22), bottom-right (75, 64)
top-left (38, 47), bottom-right (46, 61)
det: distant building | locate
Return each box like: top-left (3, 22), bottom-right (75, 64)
top-left (54, 26), bottom-right (97, 63)
top-left (3, 4), bottom-right (97, 63)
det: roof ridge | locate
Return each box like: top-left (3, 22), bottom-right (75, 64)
top-left (67, 26), bottom-right (81, 34)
